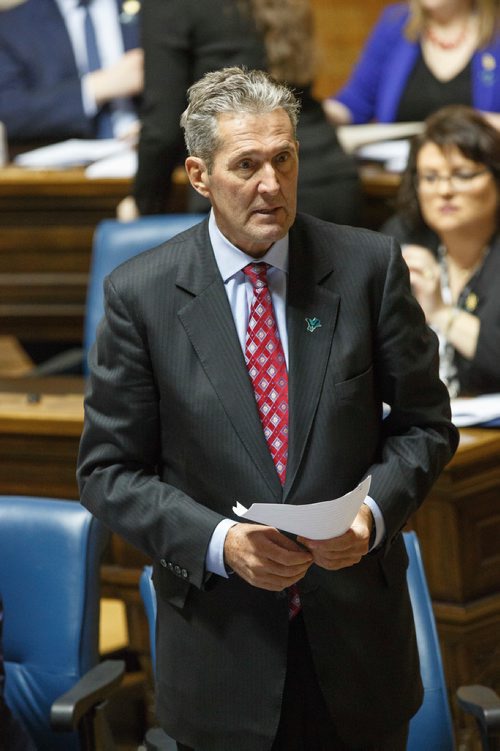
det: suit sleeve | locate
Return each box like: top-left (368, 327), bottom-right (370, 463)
top-left (0, 38), bottom-right (92, 141)
top-left (77, 275), bottom-right (224, 590)
top-left (333, 5), bottom-right (407, 124)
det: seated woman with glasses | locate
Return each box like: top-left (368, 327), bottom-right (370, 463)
top-left (383, 104), bottom-right (500, 396)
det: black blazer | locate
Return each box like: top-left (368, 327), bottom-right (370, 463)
top-left (133, 0), bottom-right (360, 224)
top-left (78, 213), bottom-right (458, 750)
top-left (455, 234), bottom-right (500, 394)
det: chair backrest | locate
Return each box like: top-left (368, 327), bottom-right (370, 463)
top-left (140, 565), bottom-right (156, 673)
top-left (404, 531), bottom-right (455, 751)
top-left (140, 534), bottom-right (455, 750)
top-left (0, 496), bottom-right (108, 751)
top-left (83, 214), bottom-right (205, 373)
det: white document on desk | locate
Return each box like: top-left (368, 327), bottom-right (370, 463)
top-left (84, 148), bottom-right (137, 178)
top-left (356, 139), bottom-right (411, 172)
top-left (14, 138), bottom-right (130, 169)
top-left (233, 475), bottom-right (371, 540)
top-left (451, 394), bottom-right (500, 427)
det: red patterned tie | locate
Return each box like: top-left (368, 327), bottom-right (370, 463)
top-left (243, 262), bottom-right (301, 618)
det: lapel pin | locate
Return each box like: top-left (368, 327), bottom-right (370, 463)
top-left (305, 317), bottom-right (322, 333)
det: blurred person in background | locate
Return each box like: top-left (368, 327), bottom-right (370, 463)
top-left (0, 0), bottom-right (143, 146)
top-left (119, 0), bottom-right (361, 225)
top-left (323, 0), bottom-right (500, 128)
top-left (387, 104), bottom-right (500, 396)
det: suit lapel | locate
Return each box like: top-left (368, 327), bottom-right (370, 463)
top-left (176, 226), bottom-right (282, 498)
top-left (284, 222), bottom-right (340, 498)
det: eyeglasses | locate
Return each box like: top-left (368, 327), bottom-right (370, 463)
top-left (415, 168), bottom-right (490, 193)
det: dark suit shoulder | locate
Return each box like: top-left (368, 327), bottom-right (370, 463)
top-left (292, 212), bottom-right (397, 263)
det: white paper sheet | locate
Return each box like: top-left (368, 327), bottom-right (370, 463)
top-left (233, 476), bottom-right (371, 540)
top-left (336, 121), bottom-right (424, 154)
top-left (14, 138), bottom-right (130, 169)
top-left (451, 394), bottom-right (500, 427)
top-left (85, 148), bottom-right (137, 178)
top-left (356, 139), bottom-right (411, 172)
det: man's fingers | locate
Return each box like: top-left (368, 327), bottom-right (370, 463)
top-left (224, 524), bottom-right (313, 590)
top-left (296, 505), bottom-right (373, 571)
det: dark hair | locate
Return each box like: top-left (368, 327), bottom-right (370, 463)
top-left (249, 0), bottom-right (316, 86)
top-left (397, 105), bottom-right (500, 229)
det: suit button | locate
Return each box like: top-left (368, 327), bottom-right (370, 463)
top-left (181, 568), bottom-right (188, 579)
top-left (160, 559), bottom-right (167, 567)
top-left (174, 565), bottom-right (181, 575)
top-left (168, 562), bottom-right (174, 571)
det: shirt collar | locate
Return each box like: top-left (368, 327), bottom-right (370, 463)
top-left (208, 210), bottom-right (289, 283)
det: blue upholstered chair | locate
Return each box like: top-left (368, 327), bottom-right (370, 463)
top-left (83, 214), bottom-right (205, 374)
top-left (404, 530), bottom-right (455, 750)
top-left (0, 496), bottom-right (125, 751)
top-left (139, 532), bottom-right (500, 750)
top-left (27, 214), bottom-right (205, 377)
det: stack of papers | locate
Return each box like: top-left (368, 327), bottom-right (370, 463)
top-left (356, 138), bottom-right (411, 172)
top-left (336, 121), bottom-right (424, 154)
top-left (336, 121), bottom-right (425, 173)
top-left (14, 138), bottom-right (137, 177)
top-left (233, 476), bottom-right (371, 539)
top-left (451, 394), bottom-right (500, 427)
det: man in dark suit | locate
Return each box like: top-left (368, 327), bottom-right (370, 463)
top-left (0, 0), bottom-right (142, 144)
top-left (77, 67), bottom-right (459, 751)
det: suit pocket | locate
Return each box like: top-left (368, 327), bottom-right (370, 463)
top-left (334, 363), bottom-right (374, 401)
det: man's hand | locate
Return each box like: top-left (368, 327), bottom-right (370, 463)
top-left (87, 49), bottom-right (144, 106)
top-left (296, 504), bottom-right (374, 571)
top-left (224, 524), bottom-right (313, 591)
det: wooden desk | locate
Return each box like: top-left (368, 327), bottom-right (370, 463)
top-left (409, 429), bottom-right (500, 746)
top-left (0, 166), bottom-right (187, 346)
top-left (0, 167), bottom-right (130, 343)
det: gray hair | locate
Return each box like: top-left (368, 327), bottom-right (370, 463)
top-left (180, 66), bottom-right (301, 171)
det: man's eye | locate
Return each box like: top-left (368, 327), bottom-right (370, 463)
top-left (276, 152), bottom-right (289, 164)
top-left (238, 160), bottom-right (253, 170)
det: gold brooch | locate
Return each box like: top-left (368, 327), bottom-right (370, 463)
top-left (482, 53), bottom-right (496, 71)
top-left (465, 292), bottom-right (478, 312)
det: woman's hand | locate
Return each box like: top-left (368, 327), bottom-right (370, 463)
top-left (402, 244), bottom-right (445, 320)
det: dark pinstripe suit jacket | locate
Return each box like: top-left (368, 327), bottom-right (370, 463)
top-left (78, 213), bottom-right (458, 751)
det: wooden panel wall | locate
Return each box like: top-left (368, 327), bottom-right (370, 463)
top-left (310, 0), bottom-right (390, 99)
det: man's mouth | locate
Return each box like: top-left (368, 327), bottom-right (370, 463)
top-left (253, 206), bottom-right (281, 215)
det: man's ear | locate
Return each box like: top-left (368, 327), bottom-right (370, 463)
top-left (185, 156), bottom-right (210, 198)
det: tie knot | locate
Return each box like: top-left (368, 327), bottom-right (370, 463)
top-left (243, 262), bottom-right (270, 291)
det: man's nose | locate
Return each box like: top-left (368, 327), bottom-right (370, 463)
top-left (258, 163), bottom-right (280, 194)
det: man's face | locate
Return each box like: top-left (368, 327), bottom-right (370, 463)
top-left (186, 109), bottom-right (299, 257)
